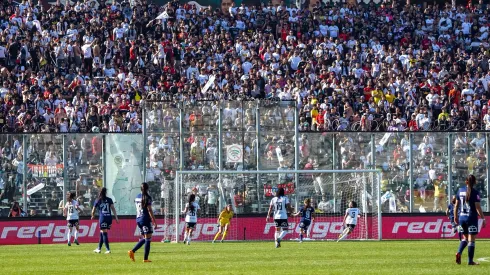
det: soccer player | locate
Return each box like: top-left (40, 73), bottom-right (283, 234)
top-left (91, 187), bottom-right (119, 254)
top-left (63, 192), bottom-right (83, 246)
top-left (213, 204), bottom-right (234, 243)
top-left (266, 187), bottom-right (293, 248)
top-left (128, 183), bottom-right (157, 263)
top-left (454, 175), bottom-right (487, 265)
top-left (338, 201), bottom-right (360, 242)
top-left (292, 198), bottom-right (315, 243)
top-left (182, 194), bottom-right (200, 245)
top-left (446, 195), bottom-right (461, 241)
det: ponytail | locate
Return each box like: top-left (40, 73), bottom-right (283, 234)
top-left (466, 175), bottom-right (476, 202)
top-left (141, 182), bottom-right (150, 208)
top-left (188, 194), bottom-right (196, 212)
top-left (99, 187), bottom-right (107, 201)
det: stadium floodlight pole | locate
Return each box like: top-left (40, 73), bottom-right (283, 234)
top-left (62, 135), bottom-right (69, 204)
top-left (142, 103), bottom-right (147, 182)
top-left (22, 135), bottom-right (28, 213)
top-left (487, 133), bottom-right (490, 212)
top-left (447, 134), bottom-right (452, 210)
top-left (408, 133), bottom-right (413, 212)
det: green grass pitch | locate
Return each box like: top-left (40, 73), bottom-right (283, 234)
top-left (1, 241), bottom-right (490, 274)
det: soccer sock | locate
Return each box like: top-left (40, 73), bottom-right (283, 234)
top-left (274, 231), bottom-right (279, 241)
top-left (98, 232), bottom-right (103, 249)
top-left (144, 238), bottom-right (151, 260)
top-left (183, 232), bottom-right (188, 242)
top-left (222, 231), bottom-right (228, 241)
top-left (103, 232), bottom-right (110, 251)
top-left (457, 240), bottom-right (468, 254)
top-left (468, 242), bottom-right (475, 263)
top-left (67, 230), bottom-right (71, 243)
top-left (132, 238), bottom-right (145, 252)
top-left (458, 233), bottom-right (462, 241)
top-left (74, 230), bottom-right (78, 240)
top-left (339, 233), bottom-right (349, 241)
top-left (300, 233), bottom-right (303, 241)
top-left (278, 230), bottom-right (287, 240)
top-left (213, 232), bottom-right (220, 241)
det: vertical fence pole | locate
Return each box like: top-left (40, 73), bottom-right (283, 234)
top-left (142, 104), bottom-right (147, 182)
top-left (294, 103), bottom-right (299, 210)
top-left (218, 104), bottom-right (224, 211)
top-left (62, 135), bottom-right (68, 203)
top-left (22, 135), bottom-right (28, 213)
top-left (448, 134), bottom-right (453, 209)
top-left (409, 133), bottom-right (413, 213)
top-left (487, 134), bottom-right (490, 212)
top-left (101, 135), bottom-right (106, 187)
top-left (255, 104), bottom-right (261, 208)
top-left (332, 134), bottom-right (336, 212)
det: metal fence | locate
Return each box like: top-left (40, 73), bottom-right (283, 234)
top-left (1, 100), bottom-right (488, 217)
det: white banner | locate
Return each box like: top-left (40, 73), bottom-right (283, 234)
top-left (156, 11), bottom-right (170, 20)
top-left (201, 75), bottom-right (215, 94)
top-left (226, 144), bottom-right (243, 163)
top-left (27, 183), bottom-right (45, 196)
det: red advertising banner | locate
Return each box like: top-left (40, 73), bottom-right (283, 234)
top-left (0, 216), bottom-right (487, 245)
top-left (263, 183), bottom-right (295, 197)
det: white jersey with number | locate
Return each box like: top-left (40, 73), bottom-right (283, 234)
top-left (345, 207), bottom-right (360, 225)
top-left (185, 202), bottom-right (200, 223)
top-left (270, 196), bottom-right (290, 219)
top-left (65, 200), bottom-right (80, 220)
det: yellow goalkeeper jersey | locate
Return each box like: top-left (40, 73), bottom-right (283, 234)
top-left (219, 210), bottom-right (234, 224)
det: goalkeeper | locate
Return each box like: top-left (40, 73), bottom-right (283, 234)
top-left (213, 204), bottom-right (234, 243)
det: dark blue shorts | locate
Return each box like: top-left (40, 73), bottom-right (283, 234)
top-left (459, 217), bottom-right (479, 235)
top-left (137, 221), bottom-right (153, 235)
top-left (299, 220), bottom-right (311, 230)
top-left (99, 219), bottom-right (112, 230)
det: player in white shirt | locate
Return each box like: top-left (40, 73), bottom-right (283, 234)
top-left (266, 188), bottom-right (293, 248)
top-left (63, 192), bottom-right (84, 246)
top-left (338, 201), bottom-right (360, 242)
top-left (182, 194), bottom-right (200, 245)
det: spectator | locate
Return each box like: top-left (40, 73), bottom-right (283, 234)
top-left (46, 191), bottom-right (59, 217)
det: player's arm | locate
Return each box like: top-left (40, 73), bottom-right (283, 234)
top-left (110, 204), bottom-right (119, 223)
top-left (63, 203), bottom-right (67, 217)
top-left (286, 203), bottom-right (294, 215)
top-left (291, 210), bottom-right (301, 217)
top-left (475, 202), bottom-right (487, 228)
top-left (454, 199), bottom-right (459, 226)
top-left (342, 210), bottom-right (349, 226)
top-left (147, 204), bottom-right (157, 228)
top-left (217, 211), bottom-right (224, 224)
top-left (91, 206), bottom-right (96, 219)
top-left (311, 210), bottom-right (315, 221)
top-left (266, 203), bottom-right (273, 222)
top-left (181, 205), bottom-right (188, 215)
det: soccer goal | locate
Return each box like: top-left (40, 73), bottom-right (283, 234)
top-left (165, 170), bottom-right (381, 242)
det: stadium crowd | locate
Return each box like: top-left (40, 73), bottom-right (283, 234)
top-left (0, 0), bottom-right (487, 132)
top-left (2, 0), bottom-right (490, 216)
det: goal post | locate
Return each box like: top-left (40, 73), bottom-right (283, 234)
top-left (169, 170), bottom-right (381, 242)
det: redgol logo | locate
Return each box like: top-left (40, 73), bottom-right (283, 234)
top-left (1, 223), bottom-right (98, 242)
top-left (391, 219), bottom-right (484, 237)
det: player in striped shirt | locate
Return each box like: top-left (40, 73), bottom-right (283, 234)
top-left (63, 192), bottom-right (84, 246)
top-left (338, 201), bottom-right (360, 242)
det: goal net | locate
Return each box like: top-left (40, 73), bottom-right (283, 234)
top-left (163, 170), bottom-right (381, 242)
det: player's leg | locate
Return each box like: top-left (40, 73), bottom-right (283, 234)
top-left (213, 225), bottom-right (223, 243)
top-left (143, 233), bottom-right (152, 262)
top-left (95, 230), bottom-right (103, 253)
top-left (187, 228), bottom-right (194, 245)
top-left (221, 223), bottom-right (229, 242)
top-left (299, 228), bottom-right (305, 242)
top-left (67, 223), bottom-right (72, 246)
top-left (129, 224), bottom-right (146, 262)
top-left (102, 227), bottom-right (111, 253)
top-left (73, 223), bottom-right (80, 245)
top-left (467, 222), bottom-right (479, 265)
top-left (275, 227), bottom-right (281, 248)
top-left (456, 225), bottom-right (469, 265)
top-left (338, 226), bottom-right (353, 242)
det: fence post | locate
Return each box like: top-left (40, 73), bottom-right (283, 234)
top-left (409, 133), bottom-right (413, 213)
top-left (142, 103), bottom-right (147, 182)
top-left (294, 103), bottom-right (299, 210)
top-left (62, 135), bottom-right (68, 204)
top-left (218, 103), bottom-right (224, 211)
top-left (332, 134), bottom-right (336, 212)
top-left (101, 134), bottom-right (106, 188)
top-left (22, 135), bottom-right (28, 214)
top-left (487, 134), bottom-right (490, 212)
top-left (447, 134), bottom-right (453, 209)
top-left (255, 103), bottom-right (261, 208)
